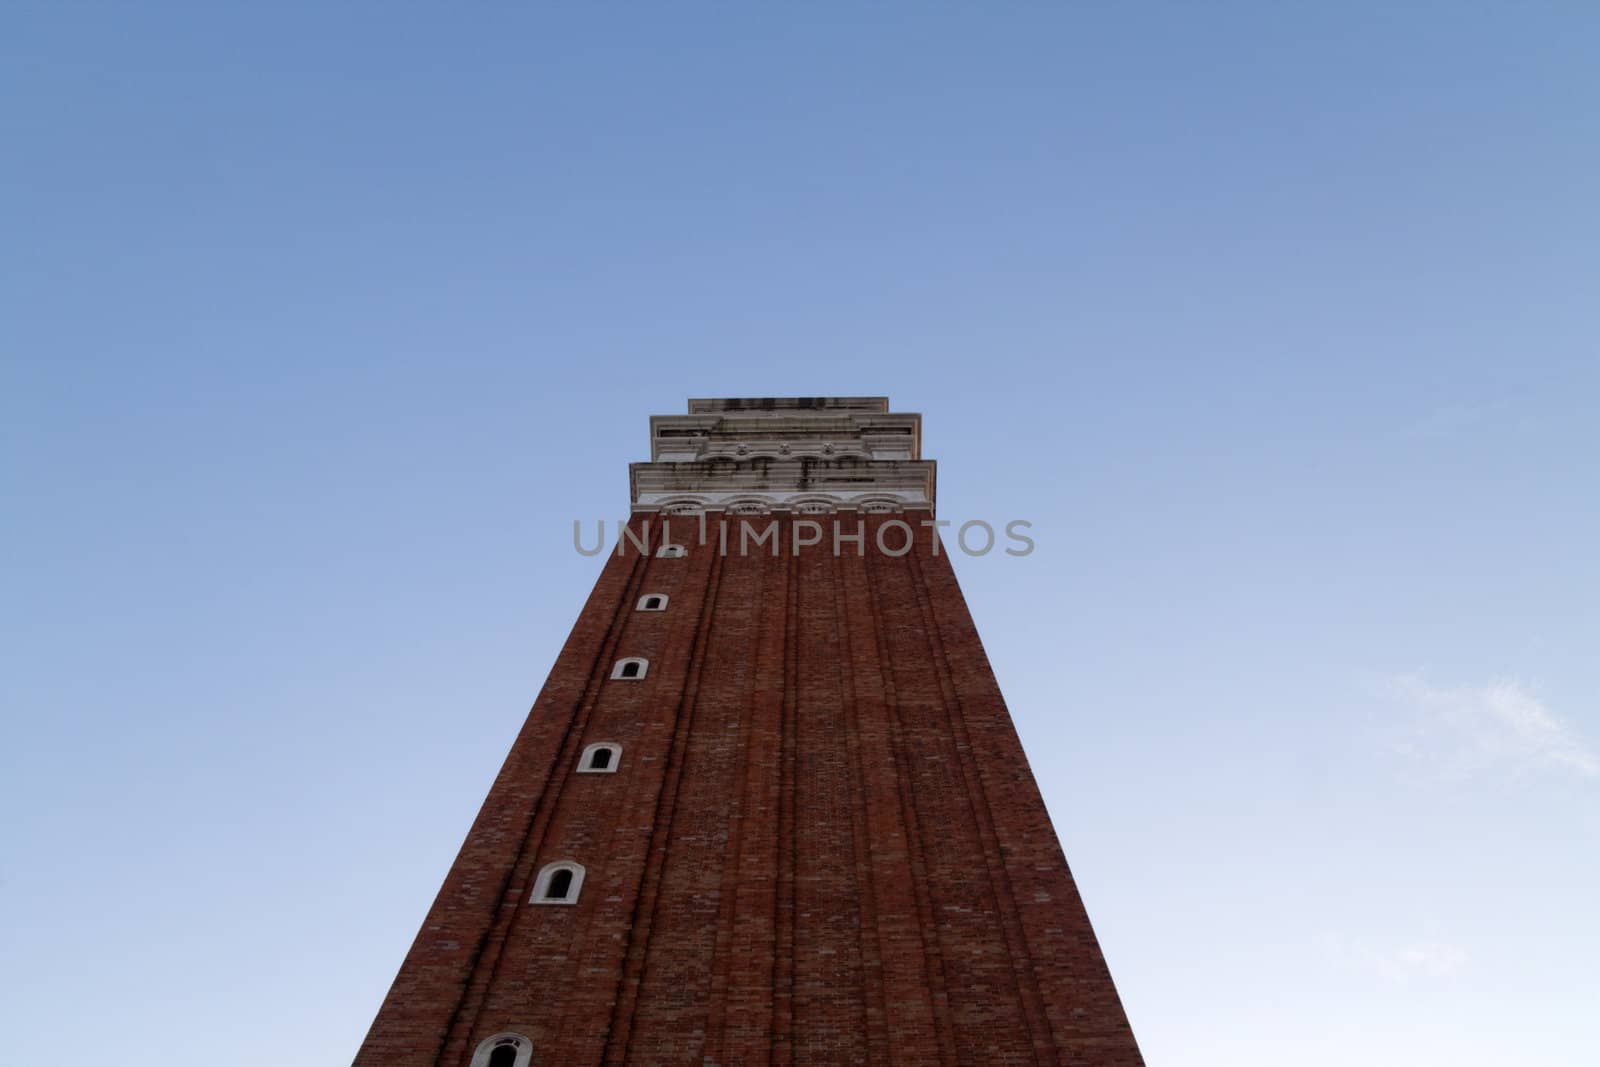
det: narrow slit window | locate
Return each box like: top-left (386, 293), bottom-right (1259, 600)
top-left (531, 861), bottom-right (585, 905)
top-left (611, 657), bottom-right (648, 680)
top-left (579, 742), bottom-right (621, 773)
top-left (637, 593), bottom-right (668, 611)
top-left (470, 1035), bottom-right (531, 1067)
top-left (656, 543), bottom-right (686, 558)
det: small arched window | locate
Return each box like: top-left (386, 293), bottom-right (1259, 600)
top-left (637, 593), bottom-right (668, 612)
top-left (531, 860), bottom-right (585, 905)
top-left (578, 742), bottom-right (621, 774)
top-left (611, 657), bottom-right (648, 680)
top-left (656, 543), bottom-right (687, 558)
top-left (470, 1033), bottom-right (532, 1067)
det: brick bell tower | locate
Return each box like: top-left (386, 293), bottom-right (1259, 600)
top-left (355, 397), bottom-right (1143, 1067)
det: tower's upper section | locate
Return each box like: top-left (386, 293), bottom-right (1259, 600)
top-left (630, 396), bottom-right (935, 514)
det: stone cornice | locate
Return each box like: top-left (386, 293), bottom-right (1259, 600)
top-left (632, 397), bottom-right (933, 513)
top-left (648, 413), bottom-right (920, 463)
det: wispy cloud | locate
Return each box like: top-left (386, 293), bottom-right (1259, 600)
top-left (1321, 932), bottom-right (1469, 980)
top-left (1390, 674), bottom-right (1598, 779)
top-left (1393, 942), bottom-right (1469, 978)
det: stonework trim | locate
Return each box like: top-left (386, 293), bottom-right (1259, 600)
top-left (631, 459), bottom-right (936, 511)
top-left (631, 491), bottom-right (926, 515)
top-left (530, 861), bottom-right (586, 905)
top-left (610, 657), bottom-right (649, 680)
top-left (468, 1032), bottom-right (533, 1067)
top-left (577, 742), bottom-right (622, 774)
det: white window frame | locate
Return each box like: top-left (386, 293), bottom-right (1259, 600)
top-left (469, 1033), bottom-right (532, 1067)
top-left (611, 657), bottom-right (648, 680)
top-left (656, 543), bottom-right (687, 558)
top-left (530, 860), bottom-right (586, 906)
top-left (636, 593), bottom-right (669, 612)
top-left (578, 742), bottom-right (622, 774)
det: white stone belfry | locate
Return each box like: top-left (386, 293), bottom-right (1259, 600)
top-left (629, 397), bottom-right (935, 515)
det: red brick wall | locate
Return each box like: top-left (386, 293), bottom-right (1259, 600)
top-left (355, 511), bottom-right (1143, 1066)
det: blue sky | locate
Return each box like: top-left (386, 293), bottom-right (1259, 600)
top-left (3, 3), bottom-right (1597, 1064)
